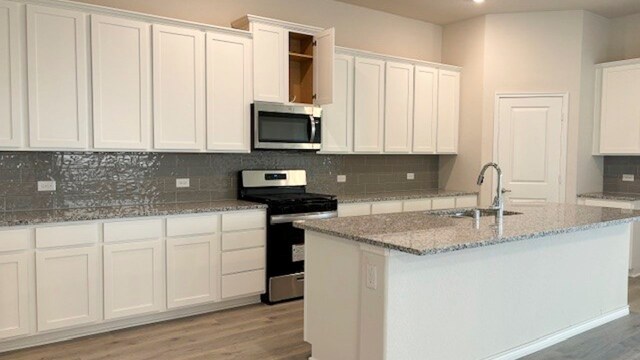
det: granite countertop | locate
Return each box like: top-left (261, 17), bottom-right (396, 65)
top-left (578, 192), bottom-right (640, 202)
top-left (295, 203), bottom-right (640, 256)
top-left (0, 200), bottom-right (267, 227)
top-left (336, 189), bottom-right (478, 204)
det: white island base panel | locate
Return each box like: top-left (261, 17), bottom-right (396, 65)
top-left (304, 224), bottom-right (631, 360)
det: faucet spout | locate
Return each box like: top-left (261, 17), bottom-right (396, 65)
top-left (477, 162), bottom-right (506, 222)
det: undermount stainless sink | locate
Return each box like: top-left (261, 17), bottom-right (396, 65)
top-left (439, 208), bottom-right (522, 219)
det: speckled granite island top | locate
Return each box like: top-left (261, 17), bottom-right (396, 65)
top-left (0, 200), bottom-right (267, 227)
top-left (336, 189), bottom-right (478, 203)
top-left (295, 203), bottom-right (640, 256)
top-left (578, 192), bottom-right (640, 202)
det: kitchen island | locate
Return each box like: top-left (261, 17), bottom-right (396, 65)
top-left (295, 203), bottom-right (640, 360)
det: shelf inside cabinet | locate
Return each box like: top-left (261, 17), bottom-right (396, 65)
top-left (289, 52), bottom-right (313, 61)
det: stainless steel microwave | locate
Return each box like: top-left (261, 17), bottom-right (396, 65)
top-left (252, 102), bottom-right (322, 150)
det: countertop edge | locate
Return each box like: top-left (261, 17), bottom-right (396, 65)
top-left (577, 192), bottom-right (640, 202)
top-left (0, 202), bottom-right (268, 228)
top-left (295, 216), bottom-right (640, 256)
top-left (337, 190), bottom-right (479, 204)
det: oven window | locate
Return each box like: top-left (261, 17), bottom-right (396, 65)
top-left (258, 112), bottom-right (310, 143)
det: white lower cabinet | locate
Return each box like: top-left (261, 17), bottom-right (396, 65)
top-left (431, 197), bottom-right (456, 210)
top-left (337, 203), bottom-right (372, 217)
top-left (403, 199), bottom-right (432, 212)
top-left (371, 201), bottom-right (403, 215)
top-left (221, 269), bottom-right (265, 300)
top-left (103, 240), bottom-right (164, 319)
top-left (35, 246), bottom-right (99, 331)
top-left (0, 252), bottom-right (30, 339)
top-left (166, 235), bottom-right (217, 309)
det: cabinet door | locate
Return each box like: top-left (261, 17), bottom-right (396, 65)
top-left (599, 64), bottom-right (640, 154)
top-left (92, 15), bottom-right (150, 150)
top-left (384, 62), bottom-right (413, 153)
top-left (36, 246), bottom-right (99, 331)
top-left (153, 25), bottom-right (205, 150)
top-left (166, 235), bottom-right (217, 308)
top-left (436, 69), bottom-right (460, 154)
top-left (27, 5), bottom-right (89, 149)
top-left (103, 240), bottom-right (163, 320)
top-left (206, 32), bottom-right (252, 152)
top-left (313, 27), bottom-right (334, 105)
top-left (371, 201), bottom-right (403, 215)
top-left (354, 57), bottom-right (385, 153)
top-left (252, 23), bottom-right (285, 103)
top-left (321, 54), bottom-right (353, 153)
top-left (0, 0), bottom-right (23, 148)
top-left (0, 252), bottom-right (30, 339)
top-left (413, 66), bottom-right (438, 153)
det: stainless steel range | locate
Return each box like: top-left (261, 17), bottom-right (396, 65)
top-left (239, 170), bottom-right (337, 304)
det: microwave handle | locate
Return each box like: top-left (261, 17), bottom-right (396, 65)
top-left (309, 115), bottom-right (317, 142)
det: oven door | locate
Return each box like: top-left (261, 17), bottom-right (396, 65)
top-left (253, 103), bottom-right (321, 150)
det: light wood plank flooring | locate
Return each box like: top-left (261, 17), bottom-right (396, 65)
top-left (3, 278), bottom-right (640, 360)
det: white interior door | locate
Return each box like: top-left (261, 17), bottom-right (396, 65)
top-left (313, 27), bottom-right (334, 105)
top-left (497, 96), bottom-right (565, 204)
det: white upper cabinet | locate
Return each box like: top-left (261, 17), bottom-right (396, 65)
top-left (384, 61), bottom-right (414, 153)
top-left (312, 28), bottom-right (335, 105)
top-left (413, 65), bottom-right (438, 154)
top-left (152, 24), bottom-right (205, 151)
top-left (598, 62), bottom-right (640, 154)
top-left (0, 0), bottom-right (23, 149)
top-left (27, 5), bottom-right (89, 149)
top-left (91, 15), bottom-right (150, 150)
top-left (321, 54), bottom-right (354, 153)
top-left (233, 16), bottom-right (334, 106)
top-left (251, 23), bottom-right (286, 103)
top-left (354, 57), bottom-right (385, 153)
top-left (436, 69), bottom-right (460, 154)
top-left (206, 32), bottom-right (252, 152)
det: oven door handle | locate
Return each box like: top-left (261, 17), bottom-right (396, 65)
top-left (309, 115), bottom-right (317, 142)
top-left (270, 211), bottom-right (337, 225)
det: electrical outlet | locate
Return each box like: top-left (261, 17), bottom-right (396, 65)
top-left (366, 264), bottom-right (377, 290)
top-left (176, 178), bottom-right (190, 188)
top-left (407, 173), bottom-right (415, 180)
top-left (37, 180), bottom-right (56, 192)
top-left (337, 175), bottom-right (347, 183)
top-left (622, 174), bottom-right (635, 182)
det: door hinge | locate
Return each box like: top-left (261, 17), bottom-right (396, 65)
top-left (312, 94), bottom-right (317, 100)
top-left (312, 40), bottom-right (317, 46)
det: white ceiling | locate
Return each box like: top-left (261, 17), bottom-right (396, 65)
top-left (334, 0), bottom-right (640, 25)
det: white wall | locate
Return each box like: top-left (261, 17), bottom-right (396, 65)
top-left (609, 13), bottom-right (640, 61)
top-left (72, 0), bottom-right (443, 62)
top-left (439, 17), bottom-right (486, 192)
top-left (443, 10), bottom-right (609, 205)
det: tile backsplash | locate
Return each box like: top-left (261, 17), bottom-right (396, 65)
top-left (603, 157), bottom-right (640, 193)
top-left (0, 151), bottom-right (439, 212)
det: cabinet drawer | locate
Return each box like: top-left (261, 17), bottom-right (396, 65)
top-left (222, 229), bottom-right (265, 251)
top-left (104, 219), bottom-right (163, 243)
top-left (431, 197), bottom-right (456, 210)
top-left (222, 211), bottom-right (265, 232)
top-left (221, 269), bottom-right (265, 299)
top-left (338, 203), bottom-right (371, 217)
top-left (455, 195), bottom-right (478, 208)
top-left (36, 224), bottom-right (99, 248)
top-left (0, 229), bottom-right (31, 252)
top-left (221, 247), bottom-right (265, 275)
top-left (167, 214), bottom-right (218, 237)
top-left (371, 201), bottom-right (403, 215)
top-left (584, 199), bottom-right (634, 210)
top-left (403, 199), bottom-right (431, 212)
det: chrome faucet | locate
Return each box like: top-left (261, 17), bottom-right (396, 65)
top-left (477, 162), bottom-right (509, 221)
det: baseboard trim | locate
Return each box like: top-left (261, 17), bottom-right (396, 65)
top-left (486, 306), bottom-right (630, 360)
top-left (0, 296), bottom-right (260, 354)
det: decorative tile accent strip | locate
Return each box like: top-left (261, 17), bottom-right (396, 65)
top-left (0, 151), bottom-right (439, 212)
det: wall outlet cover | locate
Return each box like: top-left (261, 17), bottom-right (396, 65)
top-left (37, 180), bottom-right (56, 192)
top-left (407, 173), bottom-right (415, 180)
top-left (176, 178), bottom-right (190, 188)
top-left (623, 174), bottom-right (635, 182)
top-left (337, 175), bottom-right (347, 183)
